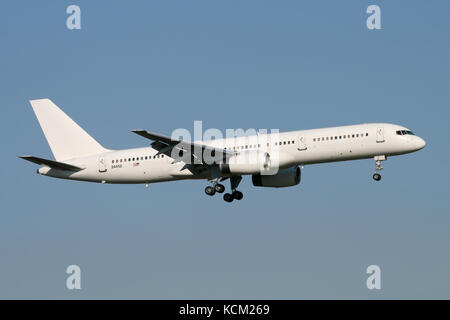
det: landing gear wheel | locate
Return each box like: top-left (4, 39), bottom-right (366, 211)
top-left (373, 173), bottom-right (381, 181)
top-left (232, 190), bottom-right (243, 200)
top-left (223, 193), bottom-right (234, 202)
top-left (205, 186), bottom-right (216, 196)
top-left (214, 183), bottom-right (225, 193)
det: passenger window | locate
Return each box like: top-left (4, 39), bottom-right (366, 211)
top-left (352, 134), bottom-right (355, 138)
top-left (366, 133), bottom-right (368, 136)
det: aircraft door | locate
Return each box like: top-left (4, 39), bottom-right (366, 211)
top-left (297, 136), bottom-right (307, 151)
top-left (98, 156), bottom-right (107, 173)
top-left (376, 127), bottom-right (385, 143)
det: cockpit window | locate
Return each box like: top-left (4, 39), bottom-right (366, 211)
top-left (396, 130), bottom-right (415, 136)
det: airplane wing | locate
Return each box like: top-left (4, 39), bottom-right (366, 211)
top-left (131, 129), bottom-right (234, 164)
top-left (19, 155), bottom-right (83, 171)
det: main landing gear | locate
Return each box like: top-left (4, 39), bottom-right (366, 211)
top-left (204, 176), bottom-right (243, 202)
top-left (224, 190), bottom-right (243, 203)
top-left (204, 183), bottom-right (225, 196)
top-left (223, 176), bottom-right (243, 203)
top-left (372, 155), bottom-right (386, 181)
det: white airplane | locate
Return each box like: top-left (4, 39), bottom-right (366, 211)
top-left (20, 99), bottom-right (426, 202)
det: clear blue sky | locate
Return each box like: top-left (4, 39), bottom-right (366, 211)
top-left (1, 0), bottom-right (449, 299)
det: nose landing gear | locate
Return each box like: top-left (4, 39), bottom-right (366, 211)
top-left (373, 155), bottom-right (386, 181)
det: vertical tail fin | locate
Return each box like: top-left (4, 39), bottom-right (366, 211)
top-left (29, 99), bottom-right (107, 161)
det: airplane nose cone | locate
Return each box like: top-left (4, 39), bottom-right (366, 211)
top-left (416, 137), bottom-right (426, 150)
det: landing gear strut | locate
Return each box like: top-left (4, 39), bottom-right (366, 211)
top-left (373, 155), bottom-right (386, 181)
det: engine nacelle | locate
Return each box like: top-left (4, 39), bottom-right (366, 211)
top-left (220, 151), bottom-right (271, 175)
top-left (252, 166), bottom-right (301, 188)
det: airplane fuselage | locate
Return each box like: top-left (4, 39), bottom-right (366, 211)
top-left (37, 122), bottom-right (426, 184)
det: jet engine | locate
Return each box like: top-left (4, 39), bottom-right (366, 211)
top-left (252, 166), bottom-right (301, 188)
top-left (220, 151), bottom-right (271, 175)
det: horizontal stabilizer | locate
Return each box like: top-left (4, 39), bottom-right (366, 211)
top-left (19, 156), bottom-right (83, 171)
